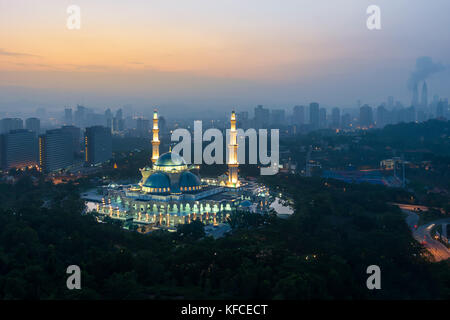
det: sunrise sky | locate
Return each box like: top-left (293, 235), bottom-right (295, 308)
top-left (0, 0), bottom-right (449, 115)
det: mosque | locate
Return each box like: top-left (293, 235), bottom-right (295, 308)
top-left (95, 110), bottom-right (270, 228)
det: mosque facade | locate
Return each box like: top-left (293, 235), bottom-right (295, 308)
top-left (95, 110), bottom-right (270, 228)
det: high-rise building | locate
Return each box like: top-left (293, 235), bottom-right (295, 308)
top-left (309, 103), bottom-right (319, 129)
top-left (412, 82), bottom-right (419, 107)
top-left (293, 105), bottom-right (305, 126)
top-left (136, 118), bottom-right (150, 137)
top-left (39, 129), bottom-right (74, 172)
top-left (64, 108), bottom-right (73, 125)
top-left (421, 81), bottom-right (428, 108)
top-left (319, 108), bottom-right (327, 128)
top-left (359, 105), bottom-right (374, 128)
top-left (85, 126), bottom-right (112, 165)
top-left (105, 108), bottom-right (113, 129)
top-left (237, 111), bottom-right (249, 129)
top-left (331, 107), bottom-right (340, 128)
top-left (254, 105), bottom-right (270, 129)
top-left (25, 117), bottom-right (40, 135)
top-left (387, 96), bottom-right (394, 108)
top-left (113, 108), bottom-right (125, 132)
top-left (270, 109), bottom-right (285, 127)
top-left (0, 118), bottom-right (23, 134)
top-left (0, 129), bottom-right (37, 170)
top-left (436, 100), bottom-right (446, 118)
top-left (61, 125), bottom-right (81, 154)
top-left (376, 105), bottom-right (388, 128)
top-left (74, 105), bottom-right (87, 128)
top-left (341, 113), bottom-right (351, 129)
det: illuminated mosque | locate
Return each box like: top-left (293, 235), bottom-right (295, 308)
top-left (95, 110), bottom-right (270, 228)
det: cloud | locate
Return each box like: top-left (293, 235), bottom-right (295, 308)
top-left (0, 48), bottom-right (40, 58)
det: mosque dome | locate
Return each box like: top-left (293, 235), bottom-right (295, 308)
top-left (239, 200), bottom-right (252, 208)
top-left (142, 172), bottom-right (171, 193)
top-left (179, 171), bottom-right (202, 191)
top-left (154, 152), bottom-right (188, 172)
top-left (156, 152), bottom-right (186, 167)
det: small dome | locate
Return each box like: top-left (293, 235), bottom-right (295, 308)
top-left (143, 172), bottom-right (171, 189)
top-left (179, 171), bottom-right (201, 189)
top-left (240, 200), bottom-right (252, 207)
top-left (155, 152), bottom-right (187, 167)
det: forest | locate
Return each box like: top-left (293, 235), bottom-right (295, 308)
top-left (0, 169), bottom-right (448, 299)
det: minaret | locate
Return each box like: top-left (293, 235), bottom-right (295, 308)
top-left (151, 110), bottom-right (160, 164)
top-left (227, 110), bottom-right (239, 187)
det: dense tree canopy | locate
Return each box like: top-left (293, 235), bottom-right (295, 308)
top-left (0, 172), bottom-right (448, 300)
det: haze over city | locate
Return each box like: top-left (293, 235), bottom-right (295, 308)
top-left (1, 0), bottom-right (449, 117)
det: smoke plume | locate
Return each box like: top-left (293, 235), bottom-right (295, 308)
top-left (407, 56), bottom-right (445, 90)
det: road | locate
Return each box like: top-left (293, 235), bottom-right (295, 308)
top-left (403, 210), bottom-right (450, 262)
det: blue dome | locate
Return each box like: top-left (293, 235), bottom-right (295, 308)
top-left (240, 200), bottom-right (252, 207)
top-left (143, 172), bottom-right (171, 189)
top-left (179, 171), bottom-right (201, 188)
top-left (155, 152), bottom-right (186, 167)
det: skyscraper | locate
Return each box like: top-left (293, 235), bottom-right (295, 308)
top-left (136, 118), bottom-right (150, 137)
top-left (376, 105), bottom-right (388, 128)
top-left (293, 105), bottom-right (305, 126)
top-left (85, 126), bottom-right (112, 165)
top-left (39, 129), bottom-right (74, 172)
top-left (319, 108), bottom-right (327, 128)
top-left (331, 107), bottom-right (340, 128)
top-left (74, 105), bottom-right (87, 128)
top-left (0, 118), bottom-right (23, 134)
top-left (421, 81), bottom-right (428, 108)
top-left (309, 103), bottom-right (319, 129)
top-left (61, 125), bottom-right (81, 154)
top-left (359, 105), bottom-right (374, 128)
top-left (270, 109), bottom-right (285, 127)
top-left (387, 96), bottom-right (394, 108)
top-left (254, 105), bottom-right (270, 129)
top-left (412, 82), bottom-right (419, 107)
top-left (25, 117), bottom-right (40, 135)
top-left (0, 129), bottom-right (37, 170)
top-left (64, 108), bottom-right (73, 125)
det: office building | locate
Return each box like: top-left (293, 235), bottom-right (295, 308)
top-left (254, 105), bottom-right (270, 129)
top-left (0, 129), bottom-right (37, 170)
top-left (85, 126), bottom-right (112, 165)
top-left (64, 108), bottom-right (73, 125)
top-left (309, 103), bottom-right (319, 129)
top-left (61, 125), bottom-right (82, 154)
top-left (271, 109), bottom-right (285, 127)
top-left (331, 107), bottom-right (340, 128)
top-left (319, 108), bottom-right (327, 128)
top-left (1, 118), bottom-right (23, 134)
top-left (293, 105), bottom-right (305, 126)
top-left (39, 129), bottom-right (74, 172)
top-left (25, 117), bottom-right (40, 135)
top-left (359, 105), bottom-right (374, 128)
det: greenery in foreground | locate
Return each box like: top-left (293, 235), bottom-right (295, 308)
top-left (0, 172), bottom-right (449, 300)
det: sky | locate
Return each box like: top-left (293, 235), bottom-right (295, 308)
top-left (0, 0), bottom-right (449, 117)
